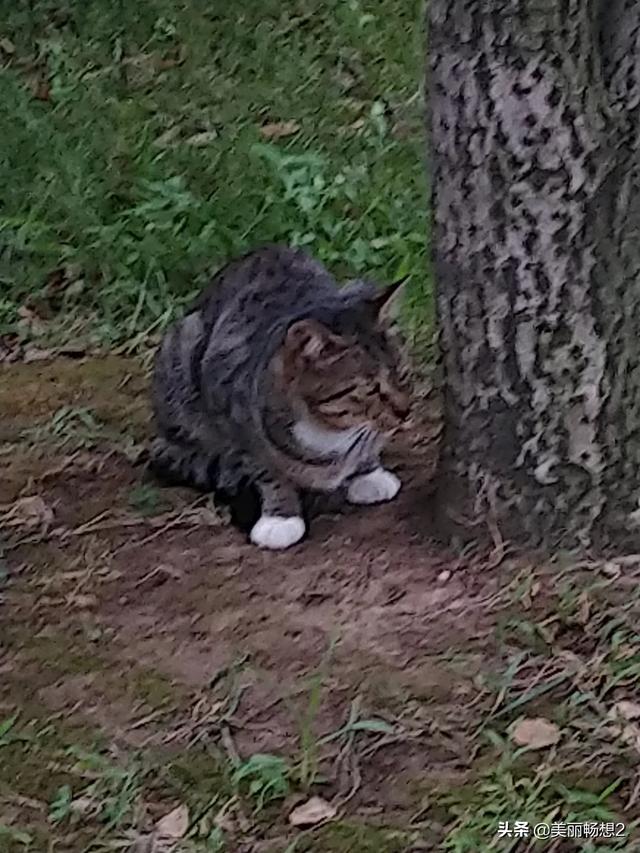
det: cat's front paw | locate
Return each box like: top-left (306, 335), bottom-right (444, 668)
top-left (250, 515), bottom-right (306, 550)
top-left (347, 468), bottom-right (401, 505)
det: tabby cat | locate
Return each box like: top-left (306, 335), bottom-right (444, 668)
top-left (150, 244), bottom-right (411, 550)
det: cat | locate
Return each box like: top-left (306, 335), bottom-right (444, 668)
top-left (150, 244), bottom-right (411, 550)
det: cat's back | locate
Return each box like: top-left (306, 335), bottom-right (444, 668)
top-left (193, 244), bottom-right (337, 329)
top-left (153, 244), bottom-right (339, 420)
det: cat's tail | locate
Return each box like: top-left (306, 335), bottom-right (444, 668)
top-left (148, 437), bottom-right (214, 492)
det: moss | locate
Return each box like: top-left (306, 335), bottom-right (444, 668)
top-left (0, 708), bottom-right (136, 853)
top-left (0, 711), bottom-right (105, 803)
top-left (0, 356), bottom-right (149, 441)
top-left (126, 670), bottom-right (179, 710)
top-left (25, 637), bottom-right (105, 679)
top-left (1, 735), bottom-right (72, 804)
top-left (4, 625), bottom-right (187, 733)
top-left (158, 746), bottom-right (231, 802)
top-left (297, 822), bottom-right (414, 852)
top-left (3, 627), bottom-right (109, 701)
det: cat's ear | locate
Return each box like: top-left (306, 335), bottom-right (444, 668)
top-left (274, 320), bottom-right (350, 387)
top-left (370, 276), bottom-right (409, 325)
top-left (284, 319), bottom-right (339, 360)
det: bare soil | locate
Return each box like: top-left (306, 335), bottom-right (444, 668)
top-left (2, 356), bottom-right (638, 851)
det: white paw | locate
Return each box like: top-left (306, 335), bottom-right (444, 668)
top-left (250, 515), bottom-right (306, 550)
top-left (347, 468), bottom-right (401, 505)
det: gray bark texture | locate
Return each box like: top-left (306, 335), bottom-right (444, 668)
top-left (428, 0), bottom-right (640, 548)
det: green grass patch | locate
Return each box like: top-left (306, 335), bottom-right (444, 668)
top-left (0, 713), bottom-right (232, 851)
top-left (0, 0), bottom-right (429, 349)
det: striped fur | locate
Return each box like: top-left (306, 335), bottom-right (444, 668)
top-left (150, 244), bottom-right (410, 545)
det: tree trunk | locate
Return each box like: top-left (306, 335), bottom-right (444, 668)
top-left (428, 0), bottom-right (640, 549)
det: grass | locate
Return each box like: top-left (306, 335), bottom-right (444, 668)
top-left (0, 0), bottom-right (430, 351)
top-left (0, 713), bottom-right (231, 851)
top-left (4, 2), bottom-right (640, 852)
top-left (2, 554), bottom-right (640, 850)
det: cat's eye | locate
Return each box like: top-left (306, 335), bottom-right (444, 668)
top-left (318, 386), bottom-right (356, 404)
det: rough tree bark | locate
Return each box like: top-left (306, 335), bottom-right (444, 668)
top-left (428, 0), bottom-right (640, 549)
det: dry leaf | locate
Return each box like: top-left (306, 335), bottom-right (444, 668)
top-left (33, 80), bottom-right (51, 101)
top-left (66, 593), bottom-right (98, 609)
top-left (28, 75), bottom-right (51, 101)
top-left (154, 126), bottom-right (181, 149)
top-left (578, 592), bottom-right (591, 625)
top-left (611, 701), bottom-right (640, 721)
top-left (157, 46), bottom-right (187, 70)
top-left (616, 723), bottom-right (640, 753)
top-left (615, 553), bottom-right (640, 566)
top-left (155, 803), bottom-right (189, 839)
top-left (185, 130), bottom-right (218, 147)
top-left (391, 120), bottom-right (412, 139)
top-left (2, 496), bottom-right (54, 530)
top-left (17, 305), bottom-right (38, 320)
top-left (510, 717), bottom-right (560, 749)
top-left (70, 795), bottom-right (97, 816)
top-left (23, 346), bottom-right (57, 363)
top-left (601, 560), bottom-right (622, 578)
top-left (557, 649), bottom-right (582, 667)
top-left (0, 38), bottom-right (16, 55)
top-left (17, 304), bottom-right (48, 336)
top-left (289, 796), bottom-right (337, 827)
top-left (0, 335), bottom-right (22, 363)
top-left (259, 120), bottom-right (300, 139)
top-left (57, 343), bottom-right (87, 359)
top-left (212, 804), bottom-right (238, 834)
top-left (333, 69), bottom-right (357, 90)
top-left (605, 703), bottom-right (640, 754)
top-left (122, 52), bottom-right (157, 87)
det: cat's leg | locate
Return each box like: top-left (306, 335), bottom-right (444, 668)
top-left (149, 436), bottom-right (214, 491)
top-left (345, 455), bottom-right (401, 506)
top-left (250, 476), bottom-right (305, 550)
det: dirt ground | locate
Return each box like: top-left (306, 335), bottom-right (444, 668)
top-left (2, 355), bottom-right (639, 852)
